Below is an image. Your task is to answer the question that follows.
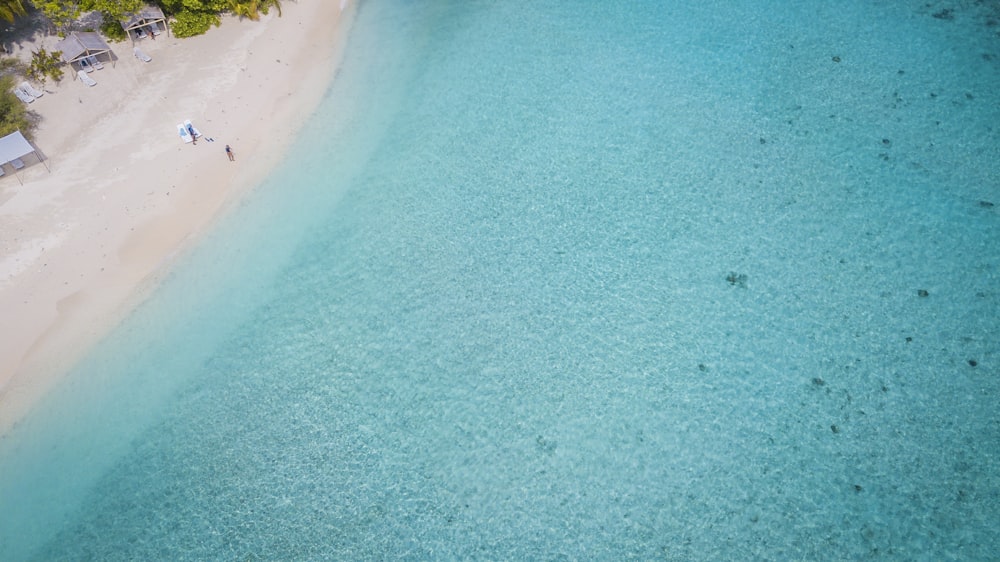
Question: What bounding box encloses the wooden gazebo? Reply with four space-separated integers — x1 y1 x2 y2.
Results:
54 32 114 68
121 5 169 43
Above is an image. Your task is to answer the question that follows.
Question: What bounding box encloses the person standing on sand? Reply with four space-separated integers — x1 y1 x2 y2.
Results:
225 144 235 161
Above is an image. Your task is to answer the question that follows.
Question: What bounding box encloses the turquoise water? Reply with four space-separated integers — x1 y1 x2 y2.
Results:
2 0 999 558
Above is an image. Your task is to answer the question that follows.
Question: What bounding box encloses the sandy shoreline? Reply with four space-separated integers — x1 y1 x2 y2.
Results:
0 1 353 435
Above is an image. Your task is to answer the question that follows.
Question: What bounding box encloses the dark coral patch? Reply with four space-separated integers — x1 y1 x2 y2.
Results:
932 8 955 20
726 272 748 288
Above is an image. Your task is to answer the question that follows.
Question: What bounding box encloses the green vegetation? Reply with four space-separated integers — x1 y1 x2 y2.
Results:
99 16 128 41
0 0 27 24
228 0 281 21
0 0 287 141
82 0 143 18
158 0 281 18
34 0 284 38
0 56 24 75
27 49 64 85
157 0 229 12
35 0 82 34
37 0 142 35
161 0 282 37
0 75 38 139
160 0 282 36
0 56 41 138
169 9 220 38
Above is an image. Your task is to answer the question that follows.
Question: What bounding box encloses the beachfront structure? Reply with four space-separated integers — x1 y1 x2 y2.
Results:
55 32 114 70
121 5 168 43
0 130 50 184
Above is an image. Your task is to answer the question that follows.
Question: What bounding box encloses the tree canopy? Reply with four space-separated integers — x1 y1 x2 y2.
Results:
161 0 282 36
0 0 28 24
159 0 282 22
0 75 38 139
32 0 283 36
81 0 144 21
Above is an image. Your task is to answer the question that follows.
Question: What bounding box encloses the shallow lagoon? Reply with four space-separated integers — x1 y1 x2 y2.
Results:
1 0 998 558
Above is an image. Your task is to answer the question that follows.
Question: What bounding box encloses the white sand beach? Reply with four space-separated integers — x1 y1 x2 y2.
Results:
0 1 352 434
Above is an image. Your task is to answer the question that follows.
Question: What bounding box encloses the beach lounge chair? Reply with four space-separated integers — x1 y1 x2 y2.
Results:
79 57 94 72
184 120 202 139
178 123 193 143
134 47 152 63
85 55 104 70
148 24 161 37
13 87 34 103
78 70 97 87
11 158 24 170
20 81 44 98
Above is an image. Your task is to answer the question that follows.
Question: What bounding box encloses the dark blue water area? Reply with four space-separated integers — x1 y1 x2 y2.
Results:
2 0 998 559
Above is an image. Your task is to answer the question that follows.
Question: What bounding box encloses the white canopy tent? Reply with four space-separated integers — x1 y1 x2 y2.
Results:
54 32 115 68
0 131 49 184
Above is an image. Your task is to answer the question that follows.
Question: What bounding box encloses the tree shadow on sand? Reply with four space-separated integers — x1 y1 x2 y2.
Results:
0 7 56 56
1 7 110 57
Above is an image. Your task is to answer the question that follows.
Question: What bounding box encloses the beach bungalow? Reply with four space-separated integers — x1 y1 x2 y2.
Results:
121 5 169 43
54 32 115 71
0 130 50 185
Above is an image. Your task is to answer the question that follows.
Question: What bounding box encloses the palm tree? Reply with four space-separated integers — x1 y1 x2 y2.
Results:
229 0 281 22
0 0 28 23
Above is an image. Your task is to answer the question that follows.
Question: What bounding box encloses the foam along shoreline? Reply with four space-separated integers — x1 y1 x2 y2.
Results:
0 0 354 435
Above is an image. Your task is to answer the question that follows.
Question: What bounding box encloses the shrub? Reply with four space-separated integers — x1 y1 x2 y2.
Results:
0 56 25 75
99 15 128 41
35 0 81 35
170 10 221 38
27 48 64 85
0 75 38 138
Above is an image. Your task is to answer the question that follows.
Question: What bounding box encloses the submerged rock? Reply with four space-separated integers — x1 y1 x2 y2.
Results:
932 8 955 20
726 272 748 288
